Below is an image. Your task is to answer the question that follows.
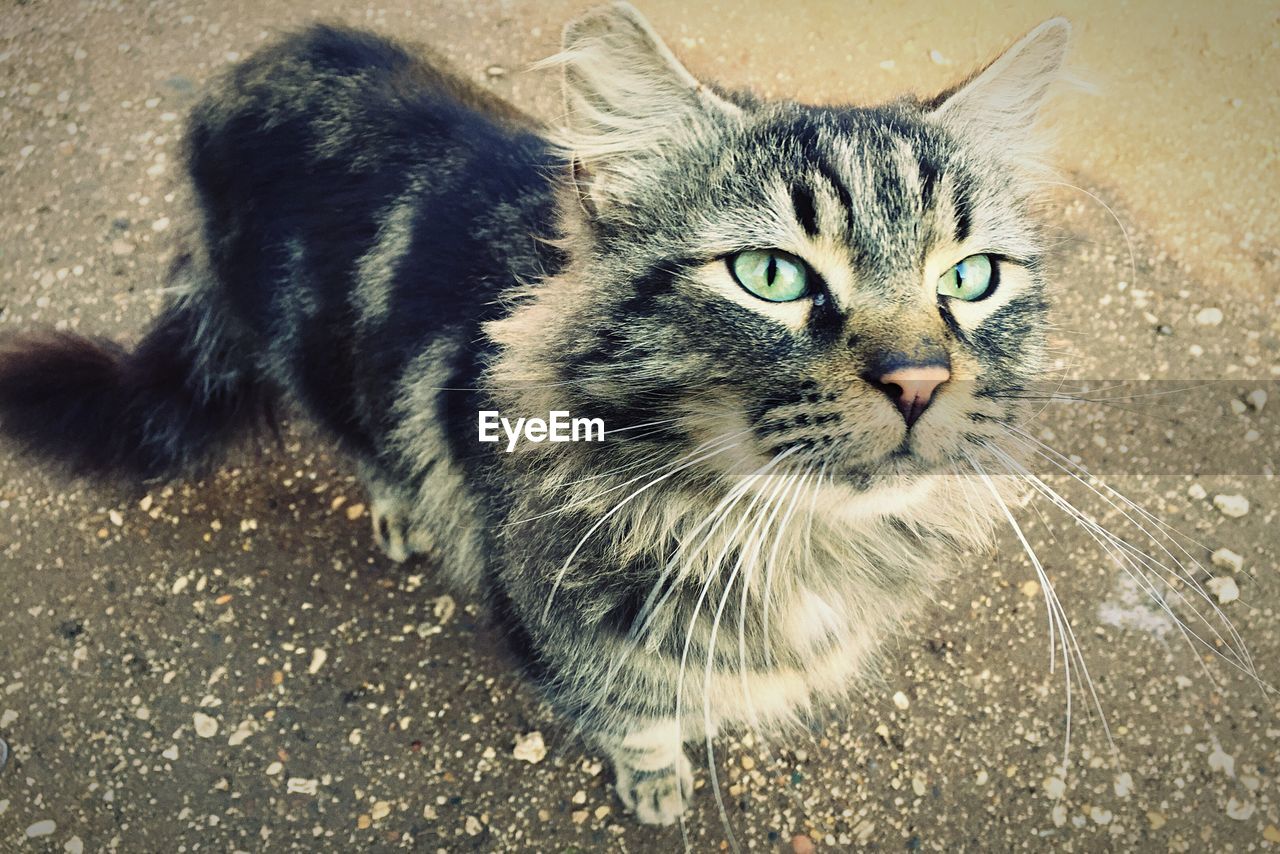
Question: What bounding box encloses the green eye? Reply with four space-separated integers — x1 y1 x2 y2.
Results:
729 250 809 302
937 254 995 302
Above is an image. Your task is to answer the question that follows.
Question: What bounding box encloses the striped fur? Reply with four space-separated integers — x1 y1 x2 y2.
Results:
0 5 1071 825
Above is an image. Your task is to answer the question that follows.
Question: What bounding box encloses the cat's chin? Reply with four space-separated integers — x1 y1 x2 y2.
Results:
824 443 964 487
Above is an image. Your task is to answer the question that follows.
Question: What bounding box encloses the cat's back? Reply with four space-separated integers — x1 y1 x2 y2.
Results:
184 23 559 325
187 23 538 176
180 24 562 452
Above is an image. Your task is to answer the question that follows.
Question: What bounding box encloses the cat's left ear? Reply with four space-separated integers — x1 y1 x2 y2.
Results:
547 2 740 214
929 18 1073 167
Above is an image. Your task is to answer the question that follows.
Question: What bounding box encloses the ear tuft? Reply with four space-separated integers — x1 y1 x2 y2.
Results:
931 18 1075 169
539 2 738 211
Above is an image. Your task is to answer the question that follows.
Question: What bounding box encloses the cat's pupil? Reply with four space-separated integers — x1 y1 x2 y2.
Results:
766 255 777 285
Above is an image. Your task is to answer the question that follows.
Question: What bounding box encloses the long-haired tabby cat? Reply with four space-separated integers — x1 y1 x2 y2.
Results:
0 3 1072 825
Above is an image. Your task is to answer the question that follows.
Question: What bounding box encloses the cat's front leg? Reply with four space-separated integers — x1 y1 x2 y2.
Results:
597 719 694 826
360 464 428 563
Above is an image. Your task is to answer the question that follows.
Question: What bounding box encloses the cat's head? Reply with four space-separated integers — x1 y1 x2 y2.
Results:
491 2 1071 488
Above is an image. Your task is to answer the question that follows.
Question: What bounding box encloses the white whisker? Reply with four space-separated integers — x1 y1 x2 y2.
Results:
991 439 1265 693
541 435 751 621
673 448 799 852
968 454 1115 768
737 470 803 731
1002 427 1262 682
512 427 753 526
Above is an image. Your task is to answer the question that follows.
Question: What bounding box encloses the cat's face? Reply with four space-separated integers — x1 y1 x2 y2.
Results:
505 5 1069 487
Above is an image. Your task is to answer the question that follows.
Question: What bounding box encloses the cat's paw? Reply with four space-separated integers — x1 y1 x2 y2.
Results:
370 495 410 562
614 753 694 826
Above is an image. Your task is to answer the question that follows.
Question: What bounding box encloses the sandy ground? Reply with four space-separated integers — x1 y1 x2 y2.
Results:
1 1 1278 851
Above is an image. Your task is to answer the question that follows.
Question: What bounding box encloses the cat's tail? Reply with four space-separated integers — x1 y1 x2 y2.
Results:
0 264 270 481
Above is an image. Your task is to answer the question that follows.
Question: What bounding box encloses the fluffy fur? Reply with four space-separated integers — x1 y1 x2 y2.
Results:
0 4 1072 825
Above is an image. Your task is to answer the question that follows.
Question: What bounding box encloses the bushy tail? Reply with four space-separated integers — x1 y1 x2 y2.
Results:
0 298 268 480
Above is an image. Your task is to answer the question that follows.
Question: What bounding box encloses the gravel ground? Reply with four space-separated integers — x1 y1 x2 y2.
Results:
1 1 1277 851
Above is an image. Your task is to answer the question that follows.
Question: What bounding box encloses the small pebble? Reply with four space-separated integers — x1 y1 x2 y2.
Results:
192 711 218 738
485 65 506 77
370 800 391 820
892 691 910 710
791 833 816 854
1043 776 1066 799
1213 494 1249 518
465 815 484 835
345 503 365 520
1226 796 1255 820
1187 483 1207 500
26 820 56 838
1194 307 1223 325
433 594 457 623
513 730 546 763
308 648 328 675
1246 388 1267 411
1263 825 1280 843
287 777 318 795
1208 743 1235 775
1113 771 1133 798
65 837 84 854
1210 548 1244 572
1207 576 1240 604
227 720 257 746
1147 810 1167 829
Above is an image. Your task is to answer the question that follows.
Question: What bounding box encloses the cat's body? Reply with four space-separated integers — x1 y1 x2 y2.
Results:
0 4 1071 824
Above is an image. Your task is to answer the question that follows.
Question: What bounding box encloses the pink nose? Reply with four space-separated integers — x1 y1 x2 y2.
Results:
876 365 950 427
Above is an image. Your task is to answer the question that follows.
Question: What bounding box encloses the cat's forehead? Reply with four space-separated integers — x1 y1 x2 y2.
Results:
692 105 987 283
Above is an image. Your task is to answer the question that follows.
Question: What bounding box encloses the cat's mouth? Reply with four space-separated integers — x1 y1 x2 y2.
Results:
817 430 979 484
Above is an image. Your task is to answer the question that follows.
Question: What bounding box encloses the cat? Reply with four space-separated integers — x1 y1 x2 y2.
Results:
0 2 1071 825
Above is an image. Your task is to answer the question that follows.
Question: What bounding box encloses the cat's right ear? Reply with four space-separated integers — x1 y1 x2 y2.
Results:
544 2 740 215
929 18 1074 172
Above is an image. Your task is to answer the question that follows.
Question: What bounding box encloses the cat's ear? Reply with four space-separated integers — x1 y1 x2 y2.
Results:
930 18 1073 168
547 2 739 213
